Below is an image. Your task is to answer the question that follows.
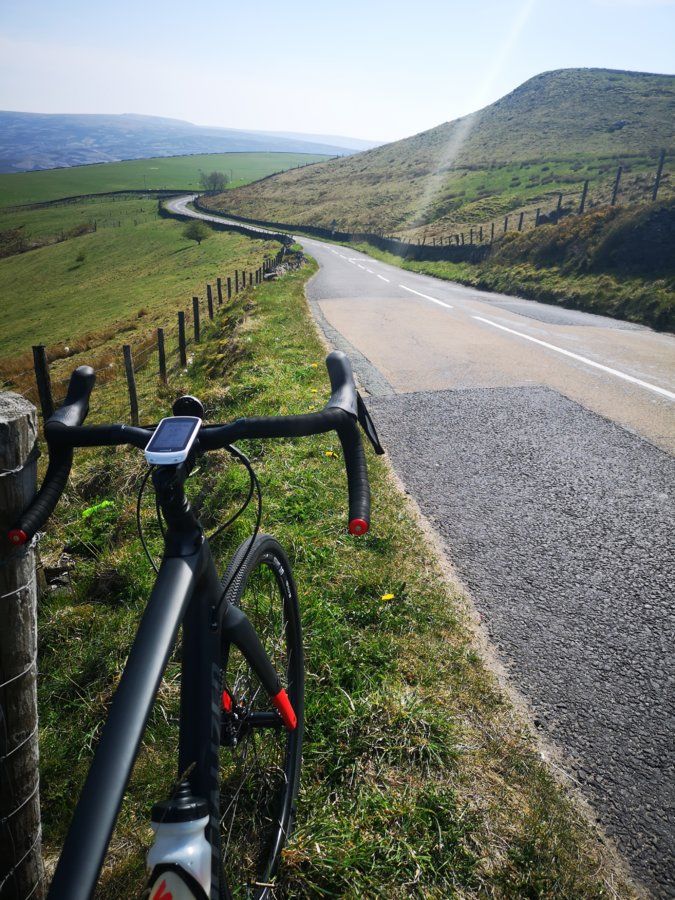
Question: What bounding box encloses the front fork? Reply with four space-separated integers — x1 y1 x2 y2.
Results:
150 466 297 899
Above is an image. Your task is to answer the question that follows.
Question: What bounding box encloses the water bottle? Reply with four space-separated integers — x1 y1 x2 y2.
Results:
146 781 211 899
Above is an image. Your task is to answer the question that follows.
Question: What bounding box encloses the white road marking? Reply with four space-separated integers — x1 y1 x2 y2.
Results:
339 255 348 260
357 264 366 270
377 274 390 282
366 268 374 273
399 284 453 309
473 316 675 401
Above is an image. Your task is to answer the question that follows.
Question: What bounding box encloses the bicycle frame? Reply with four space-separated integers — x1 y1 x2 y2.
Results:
47 464 283 900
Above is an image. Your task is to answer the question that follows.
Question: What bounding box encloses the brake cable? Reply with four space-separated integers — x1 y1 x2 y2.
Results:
135 445 262 585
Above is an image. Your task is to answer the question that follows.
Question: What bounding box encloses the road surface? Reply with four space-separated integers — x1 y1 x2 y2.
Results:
168 196 675 897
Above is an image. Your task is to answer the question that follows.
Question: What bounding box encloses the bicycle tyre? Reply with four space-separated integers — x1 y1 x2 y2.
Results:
215 535 304 899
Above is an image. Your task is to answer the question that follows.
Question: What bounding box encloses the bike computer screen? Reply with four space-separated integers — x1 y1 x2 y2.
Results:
144 416 202 465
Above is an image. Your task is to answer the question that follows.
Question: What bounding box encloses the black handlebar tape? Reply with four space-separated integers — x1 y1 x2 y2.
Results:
336 418 370 536
325 350 358 416
47 365 96 430
8 366 95 546
11 450 73 544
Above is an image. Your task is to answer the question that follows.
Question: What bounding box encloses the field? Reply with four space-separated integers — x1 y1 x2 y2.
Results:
0 152 329 208
0 194 277 382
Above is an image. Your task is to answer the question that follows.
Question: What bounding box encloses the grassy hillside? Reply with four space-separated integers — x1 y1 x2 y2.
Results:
205 69 675 239
0 152 329 208
0 195 277 371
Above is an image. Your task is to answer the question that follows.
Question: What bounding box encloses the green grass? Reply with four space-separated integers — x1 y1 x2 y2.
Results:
37 261 635 897
0 195 277 366
0 152 330 208
204 69 674 240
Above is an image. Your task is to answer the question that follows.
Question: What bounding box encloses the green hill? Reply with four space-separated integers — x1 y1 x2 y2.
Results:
205 69 675 238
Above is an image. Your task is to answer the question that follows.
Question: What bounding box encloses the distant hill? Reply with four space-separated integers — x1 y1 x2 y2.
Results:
205 69 675 237
0 111 379 173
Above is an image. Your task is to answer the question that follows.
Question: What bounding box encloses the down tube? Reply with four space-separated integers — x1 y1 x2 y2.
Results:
47 551 202 900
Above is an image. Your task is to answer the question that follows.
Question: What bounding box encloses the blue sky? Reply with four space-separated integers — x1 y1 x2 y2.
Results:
1 0 674 142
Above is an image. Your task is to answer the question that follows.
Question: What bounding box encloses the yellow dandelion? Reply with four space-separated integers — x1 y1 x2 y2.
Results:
381 593 395 601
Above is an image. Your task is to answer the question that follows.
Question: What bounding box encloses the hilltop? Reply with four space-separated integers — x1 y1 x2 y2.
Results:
0 111 379 173
205 69 675 237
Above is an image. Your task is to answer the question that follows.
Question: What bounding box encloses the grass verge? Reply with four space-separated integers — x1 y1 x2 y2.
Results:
349 242 674 332
38 261 634 897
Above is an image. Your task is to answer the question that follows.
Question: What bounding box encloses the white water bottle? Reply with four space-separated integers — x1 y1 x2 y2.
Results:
146 781 211 899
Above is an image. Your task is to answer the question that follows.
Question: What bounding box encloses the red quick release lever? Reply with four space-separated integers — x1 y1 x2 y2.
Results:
7 529 28 547
348 518 369 536
271 688 297 730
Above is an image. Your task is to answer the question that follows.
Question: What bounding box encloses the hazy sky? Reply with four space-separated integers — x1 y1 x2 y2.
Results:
1 0 674 143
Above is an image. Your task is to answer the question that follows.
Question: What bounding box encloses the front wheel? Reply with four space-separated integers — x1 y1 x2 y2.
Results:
216 536 304 899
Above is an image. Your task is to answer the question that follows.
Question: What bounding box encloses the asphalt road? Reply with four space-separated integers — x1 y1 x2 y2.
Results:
170 197 675 896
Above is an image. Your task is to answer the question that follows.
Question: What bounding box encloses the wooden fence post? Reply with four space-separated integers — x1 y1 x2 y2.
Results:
503 215 508 233
31 347 53 421
249 273 253 288
227 277 232 301
0 393 45 900
122 345 139 426
235 271 239 293
490 222 495 243
178 312 187 367
469 228 473 244
652 149 665 202
578 180 589 215
206 286 214 321
517 212 524 231
556 193 563 217
478 226 483 242
192 297 201 343
611 167 622 206
157 328 167 384
216 278 223 306
535 208 541 226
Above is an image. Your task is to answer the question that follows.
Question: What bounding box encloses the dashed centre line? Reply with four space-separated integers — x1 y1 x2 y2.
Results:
399 284 453 309
377 274 390 282
473 316 675 401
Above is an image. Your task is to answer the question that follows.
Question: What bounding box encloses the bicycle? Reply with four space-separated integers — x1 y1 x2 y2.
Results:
7 350 383 900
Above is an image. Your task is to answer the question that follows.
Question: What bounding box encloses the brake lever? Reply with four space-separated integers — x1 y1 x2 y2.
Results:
356 393 384 455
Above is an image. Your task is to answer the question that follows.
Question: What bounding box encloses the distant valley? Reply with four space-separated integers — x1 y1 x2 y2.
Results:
0 111 380 173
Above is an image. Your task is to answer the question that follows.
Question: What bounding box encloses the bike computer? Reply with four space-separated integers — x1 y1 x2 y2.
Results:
144 416 202 465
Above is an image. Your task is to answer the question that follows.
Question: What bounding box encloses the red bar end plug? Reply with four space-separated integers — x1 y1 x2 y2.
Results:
348 518 369 536
8 529 28 547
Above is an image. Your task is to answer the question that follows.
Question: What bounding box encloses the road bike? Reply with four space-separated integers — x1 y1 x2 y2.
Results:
8 350 383 899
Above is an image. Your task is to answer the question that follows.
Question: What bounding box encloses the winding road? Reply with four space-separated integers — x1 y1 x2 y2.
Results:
167 195 675 897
